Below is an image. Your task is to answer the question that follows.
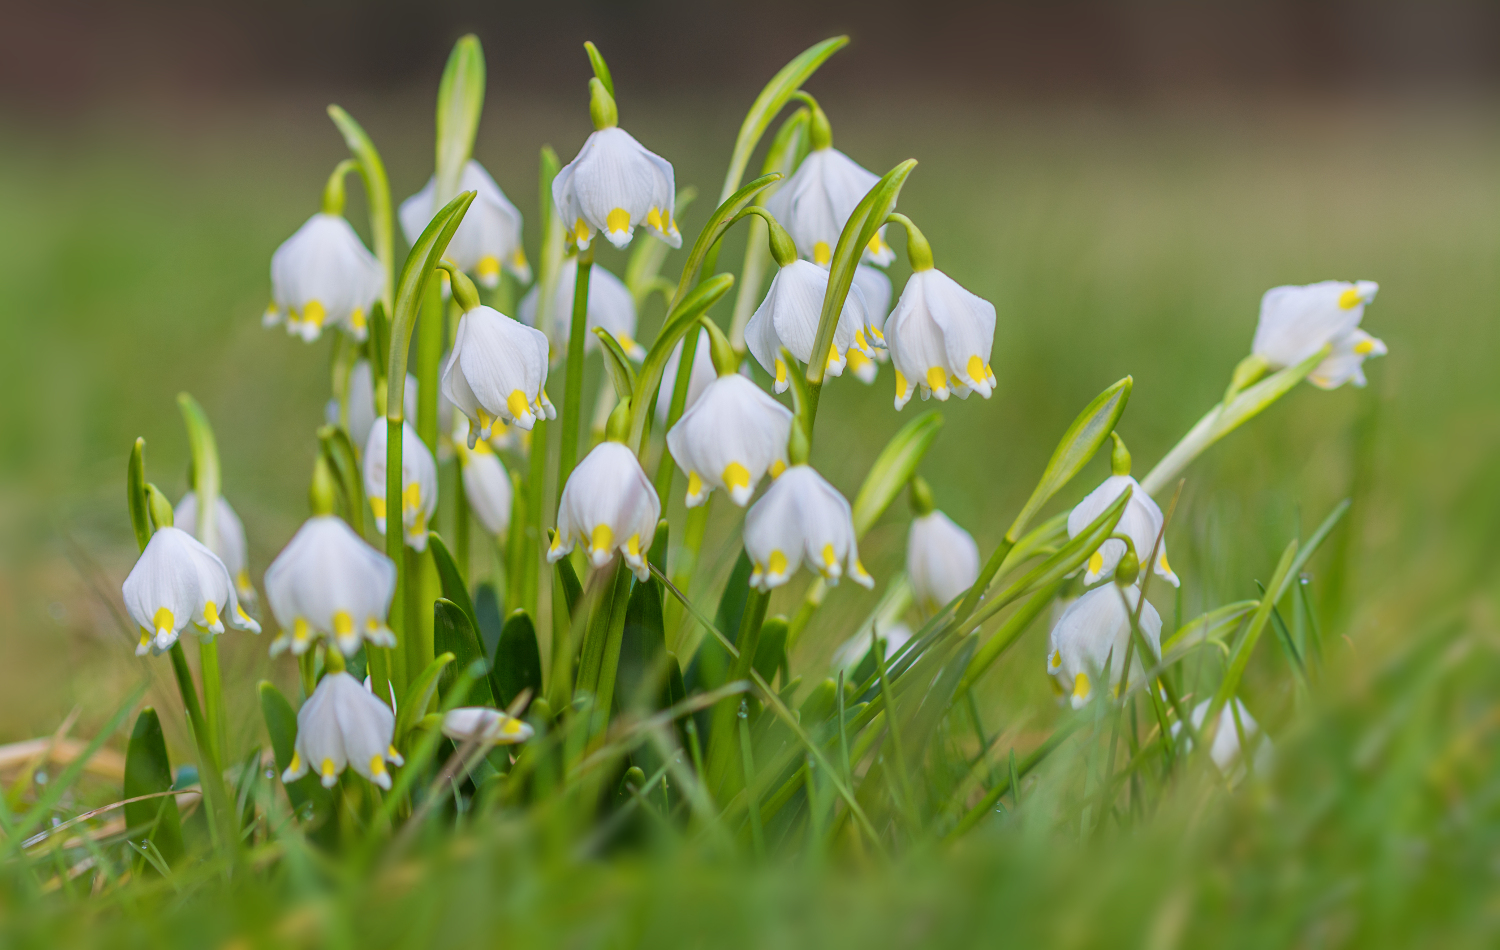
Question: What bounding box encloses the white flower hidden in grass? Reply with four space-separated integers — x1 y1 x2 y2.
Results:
264 515 396 657
550 441 661 582
399 159 530 287
744 465 873 592
122 526 260 657
553 126 680 251
1068 434 1178 587
1173 698 1274 782
745 260 873 392
265 213 383 343
655 329 717 424
667 374 792 508
363 420 439 552
441 707 534 746
1251 280 1386 389
907 511 981 613
885 267 996 410
175 491 256 609
281 671 402 790
518 257 643 359
764 142 894 267
442 304 555 442
455 436 512 537
1046 584 1162 709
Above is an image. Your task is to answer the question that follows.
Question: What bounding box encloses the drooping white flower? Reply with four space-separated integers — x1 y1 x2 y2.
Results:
264 515 396 657
655 329 717 424
363 420 438 552
553 127 680 251
886 268 996 410
442 305 555 440
175 492 256 609
441 707 534 746
744 465 873 592
853 264 893 347
666 374 792 508
456 436 513 537
907 511 981 613
830 622 913 678
764 146 894 267
265 213 384 342
1067 474 1179 587
399 159 530 287
1173 698 1274 781
550 441 661 581
1046 585 1162 709
745 260 873 393
1252 280 1385 390
281 671 403 790
340 359 417 450
121 527 259 657
518 257 642 359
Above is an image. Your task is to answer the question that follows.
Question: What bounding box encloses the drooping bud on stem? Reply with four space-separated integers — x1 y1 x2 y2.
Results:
145 483 174 532
886 212 934 272
793 90 832 150
908 475 935 517
700 316 739 377
436 260 481 312
589 78 618 131
1110 431 1131 477
1112 534 1139 587
321 159 359 216
310 455 338 517
787 417 810 467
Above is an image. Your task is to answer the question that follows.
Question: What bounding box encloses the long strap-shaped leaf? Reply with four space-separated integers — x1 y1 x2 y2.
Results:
328 105 395 316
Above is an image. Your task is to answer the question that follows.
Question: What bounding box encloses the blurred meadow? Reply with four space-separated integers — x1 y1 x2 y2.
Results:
4 3 1500 945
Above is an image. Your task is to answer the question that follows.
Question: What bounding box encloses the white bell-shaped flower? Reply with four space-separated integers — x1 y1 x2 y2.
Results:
744 465 873 592
886 268 996 410
853 264 893 348
174 492 256 608
553 126 680 251
907 511 981 613
550 441 660 581
764 146 894 267
363 420 438 552
399 160 529 287
666 374 792 508
441 707 534 746
745 260 872 393
1173 698 1274 781
518 257 642 360
265 213 384 343
1252 280 1385 390
1068 474 1179 588
122 527 260 657
442 305 556 440
655 329 717 424
264 515 396 657
1046 585 1162 709
456 436 513 537
341 359 417 450
281 671 402 790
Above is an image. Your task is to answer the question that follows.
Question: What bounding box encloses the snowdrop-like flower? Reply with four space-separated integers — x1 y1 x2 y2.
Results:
1252 280 1385 389
518 257 642 359
399 160 530 287
854 264 893 347
456 436 512 537
265 213 383 343
442 304 555 442
886 267 996 410
667 374 792 507
264 515 396 657
281 671 402 790
553 124 679 250
340 359 417 450
441 707 534 746
175 492 256 608
744 465 872 592
745 260 872 392
907 510 981 613
1067 436 1178 587
764 140 894 267
363 421 438 551
1173 698 1274 781
655 329 717 424
122 527 259 657
1046 585 1162 709
550 441 661 581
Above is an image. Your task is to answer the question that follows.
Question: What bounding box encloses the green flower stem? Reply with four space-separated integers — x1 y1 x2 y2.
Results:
176 394 229 773
384 415 407 696
588 565 635 732
664 500 710 652
453 463 470 580
330 331 357 434
706 587 769 797
327 106 395 316
167 643 209 759
526 421 549 620
416 280 444 456
557 245 595 492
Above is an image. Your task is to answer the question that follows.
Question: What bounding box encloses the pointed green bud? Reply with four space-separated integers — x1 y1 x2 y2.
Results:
605 397 632 443
310 455 338 516
700 316 738 377
1110 432 1131 477
324 646 347 674
321 159 358 216
145 484 174 532
798 92 832 150
1225 353 1271 402
1112 534 1139 586
908 475 935 517
438 260 481 312
589 77 618 130
766 213 798 268
887 212 934 272
788 417 810 466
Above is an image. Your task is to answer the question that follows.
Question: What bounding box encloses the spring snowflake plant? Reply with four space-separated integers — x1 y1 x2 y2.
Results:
63 34 1388 891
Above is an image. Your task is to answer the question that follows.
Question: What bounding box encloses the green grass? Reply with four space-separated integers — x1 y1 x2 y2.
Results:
1 86 1498 947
